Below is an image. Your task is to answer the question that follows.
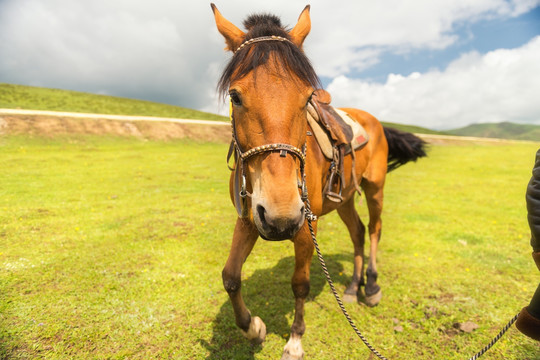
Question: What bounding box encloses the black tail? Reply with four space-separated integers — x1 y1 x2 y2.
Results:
383 127 428 172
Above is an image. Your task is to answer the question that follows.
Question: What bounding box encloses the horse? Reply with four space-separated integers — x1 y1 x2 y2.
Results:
211 4 427 359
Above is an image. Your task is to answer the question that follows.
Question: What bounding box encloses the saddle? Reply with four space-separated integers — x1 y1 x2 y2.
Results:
307 89 369 202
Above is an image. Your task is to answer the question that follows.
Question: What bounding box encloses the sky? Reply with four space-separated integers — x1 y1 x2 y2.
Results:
0 0 539 130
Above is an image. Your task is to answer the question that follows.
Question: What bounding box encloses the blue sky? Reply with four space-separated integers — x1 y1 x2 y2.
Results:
338 6 540 86
0 0 539 130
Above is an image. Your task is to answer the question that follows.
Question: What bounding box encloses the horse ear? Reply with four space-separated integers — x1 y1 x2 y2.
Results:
211 3 245 52
289 5 311 48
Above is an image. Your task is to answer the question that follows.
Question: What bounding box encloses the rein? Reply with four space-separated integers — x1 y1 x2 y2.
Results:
304 199 519 360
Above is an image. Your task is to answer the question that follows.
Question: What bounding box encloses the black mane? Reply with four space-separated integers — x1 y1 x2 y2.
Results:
218 13 321 98
243 13 282 31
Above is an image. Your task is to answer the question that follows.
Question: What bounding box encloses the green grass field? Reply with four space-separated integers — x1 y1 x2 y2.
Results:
1 134 539 359
0 83 228 121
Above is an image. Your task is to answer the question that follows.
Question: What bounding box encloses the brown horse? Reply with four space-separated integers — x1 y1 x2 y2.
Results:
211 4 427 359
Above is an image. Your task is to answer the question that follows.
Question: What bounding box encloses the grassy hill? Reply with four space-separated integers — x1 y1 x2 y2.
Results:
0 83 228 121
2 83 537 140
379 121 441 135
1 83 440 133
445 122 540 141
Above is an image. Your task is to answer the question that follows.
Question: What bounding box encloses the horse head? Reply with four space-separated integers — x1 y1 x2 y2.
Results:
212 4 320 240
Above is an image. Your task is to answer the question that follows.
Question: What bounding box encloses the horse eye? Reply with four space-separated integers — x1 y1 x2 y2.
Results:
306 93 314 106
230 92 242 106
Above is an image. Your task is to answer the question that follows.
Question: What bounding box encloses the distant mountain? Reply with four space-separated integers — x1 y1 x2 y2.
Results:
444 122 540 141
380 121 441 135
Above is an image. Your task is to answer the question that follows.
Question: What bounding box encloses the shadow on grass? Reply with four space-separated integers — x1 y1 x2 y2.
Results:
200 253 353 359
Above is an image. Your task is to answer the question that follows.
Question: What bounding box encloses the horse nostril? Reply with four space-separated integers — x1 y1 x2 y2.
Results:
300 206 305 217
256 205 267 225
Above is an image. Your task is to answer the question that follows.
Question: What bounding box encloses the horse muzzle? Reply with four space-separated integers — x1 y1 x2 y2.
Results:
253 201 305 241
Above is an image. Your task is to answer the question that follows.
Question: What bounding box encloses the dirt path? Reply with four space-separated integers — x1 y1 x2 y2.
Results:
1 108 529 145
0 108 231 142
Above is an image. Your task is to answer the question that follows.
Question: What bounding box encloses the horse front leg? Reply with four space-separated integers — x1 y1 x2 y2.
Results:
282 221 315 360
222 217 266 344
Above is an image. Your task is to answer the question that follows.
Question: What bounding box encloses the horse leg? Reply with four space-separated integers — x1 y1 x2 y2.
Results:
362 179 384 307
337 197 366 303
222 217 266 344
282 222 315 360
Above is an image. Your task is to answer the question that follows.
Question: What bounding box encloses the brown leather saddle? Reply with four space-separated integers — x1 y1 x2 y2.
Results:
308 89 369 202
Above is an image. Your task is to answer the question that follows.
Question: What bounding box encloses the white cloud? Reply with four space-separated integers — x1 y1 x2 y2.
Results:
0 0 224 110
327 36 540 129
306 0 540 77
0 0 539 125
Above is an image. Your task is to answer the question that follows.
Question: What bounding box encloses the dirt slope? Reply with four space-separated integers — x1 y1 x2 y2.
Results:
0 112 231 142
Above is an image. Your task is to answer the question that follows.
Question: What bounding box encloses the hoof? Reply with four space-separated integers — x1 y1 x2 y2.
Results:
342 292 358 303
241 316 266 344
281 352 304 360
365 289 382 307
281 334 304 360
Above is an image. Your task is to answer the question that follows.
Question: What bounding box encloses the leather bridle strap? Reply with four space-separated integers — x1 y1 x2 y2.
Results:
234 35 293 53
239 143 305 163
226 35 309 217
228 95 306 168
227 100 308 217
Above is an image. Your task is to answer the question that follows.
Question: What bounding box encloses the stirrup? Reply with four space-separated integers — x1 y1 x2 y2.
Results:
325 165 344 203
325 190 343 203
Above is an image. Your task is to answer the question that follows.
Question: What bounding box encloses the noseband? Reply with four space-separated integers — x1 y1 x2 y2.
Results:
226 36 309 218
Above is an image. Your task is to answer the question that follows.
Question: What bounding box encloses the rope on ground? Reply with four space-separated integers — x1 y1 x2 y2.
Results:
304 199 520 360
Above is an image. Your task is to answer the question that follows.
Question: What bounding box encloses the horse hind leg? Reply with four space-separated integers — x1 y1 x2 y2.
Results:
222 218 266 344
362 178 384 307
337 197 366 303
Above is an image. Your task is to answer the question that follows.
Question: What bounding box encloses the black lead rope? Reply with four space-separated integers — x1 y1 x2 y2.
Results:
466 314 518 360
303 198 520 360
304 199 389 360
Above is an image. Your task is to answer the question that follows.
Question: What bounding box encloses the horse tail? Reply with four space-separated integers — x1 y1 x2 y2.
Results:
383 127 428 172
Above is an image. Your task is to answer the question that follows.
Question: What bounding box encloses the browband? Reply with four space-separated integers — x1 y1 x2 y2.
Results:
235 35 293 53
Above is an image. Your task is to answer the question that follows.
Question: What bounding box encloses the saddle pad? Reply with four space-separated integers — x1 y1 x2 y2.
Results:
334 109 369 151
307 111 334 159
307 104 369 160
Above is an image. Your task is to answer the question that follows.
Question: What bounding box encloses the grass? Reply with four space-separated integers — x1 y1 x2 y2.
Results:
0 83 228 121
1 134 539 359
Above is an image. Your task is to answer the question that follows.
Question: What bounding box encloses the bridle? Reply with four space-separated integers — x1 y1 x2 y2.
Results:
226 35 309 218
227 99 309 218
234 35 294 53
